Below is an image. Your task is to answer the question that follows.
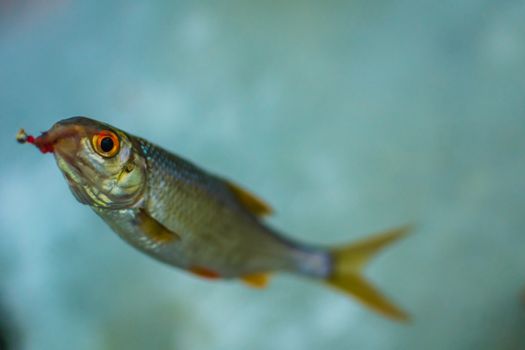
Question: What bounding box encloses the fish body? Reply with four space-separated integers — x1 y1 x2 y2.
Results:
20 117 409 320
96 138 327 278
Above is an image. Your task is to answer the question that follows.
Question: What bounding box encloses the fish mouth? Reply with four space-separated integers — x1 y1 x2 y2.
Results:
27 117 143 208
42 119 89 171
34 121 85 153
42 120 96 205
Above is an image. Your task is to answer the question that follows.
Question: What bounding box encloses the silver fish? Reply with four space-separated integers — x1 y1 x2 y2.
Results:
19 117 409 320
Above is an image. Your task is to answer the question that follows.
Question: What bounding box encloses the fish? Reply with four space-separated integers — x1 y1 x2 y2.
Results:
18 117 410 320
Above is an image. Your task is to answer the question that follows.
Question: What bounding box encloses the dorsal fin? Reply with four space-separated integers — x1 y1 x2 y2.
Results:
226 181 273 217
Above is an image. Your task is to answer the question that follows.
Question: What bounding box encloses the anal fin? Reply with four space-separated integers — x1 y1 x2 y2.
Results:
241 273 271 288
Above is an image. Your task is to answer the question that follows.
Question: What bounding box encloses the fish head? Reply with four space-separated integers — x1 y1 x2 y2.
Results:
34 116 147 209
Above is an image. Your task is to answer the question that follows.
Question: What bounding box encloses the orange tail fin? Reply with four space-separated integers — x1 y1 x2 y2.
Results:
326 226 411 321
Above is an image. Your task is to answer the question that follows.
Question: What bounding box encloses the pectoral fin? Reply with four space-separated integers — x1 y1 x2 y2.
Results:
241 273 271 288
136 209 181 244
226 181 273 217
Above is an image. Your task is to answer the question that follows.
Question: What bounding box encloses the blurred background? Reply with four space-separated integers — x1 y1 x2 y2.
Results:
1 1 525 349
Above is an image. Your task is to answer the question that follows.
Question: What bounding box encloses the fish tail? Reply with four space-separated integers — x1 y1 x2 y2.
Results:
324 225 411 321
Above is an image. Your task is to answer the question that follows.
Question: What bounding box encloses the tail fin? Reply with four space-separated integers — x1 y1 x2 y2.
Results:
326 226 410 321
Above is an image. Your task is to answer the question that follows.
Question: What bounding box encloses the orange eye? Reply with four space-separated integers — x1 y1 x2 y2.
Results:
92 131 120 158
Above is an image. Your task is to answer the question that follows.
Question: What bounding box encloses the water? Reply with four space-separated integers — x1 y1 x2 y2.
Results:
1 1 524 349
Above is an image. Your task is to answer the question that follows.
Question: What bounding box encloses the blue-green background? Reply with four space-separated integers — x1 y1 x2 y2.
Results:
1 1 524 349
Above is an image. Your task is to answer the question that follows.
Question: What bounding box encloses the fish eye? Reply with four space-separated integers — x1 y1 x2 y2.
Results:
92 130 120 158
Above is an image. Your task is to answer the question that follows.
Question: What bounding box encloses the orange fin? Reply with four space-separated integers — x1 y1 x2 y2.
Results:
137 209 181 244
327 225 411 321
189 266 221 279
241 273 271 288
226 181 273 217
